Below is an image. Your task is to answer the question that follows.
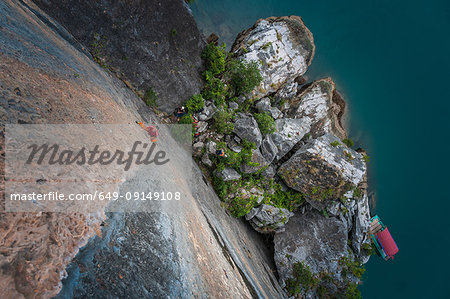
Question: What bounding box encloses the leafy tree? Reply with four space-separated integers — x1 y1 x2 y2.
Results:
202 73 226 106
226 59 262 96
201 43 227 76
343 138 354 148
185 94 205 112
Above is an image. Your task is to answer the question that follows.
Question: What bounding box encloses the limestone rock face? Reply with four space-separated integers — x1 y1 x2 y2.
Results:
287 78 347 140
274 211 348 283
255 98 282 119
33 0 205 114
278 134 366 211
271 118 311 160
233 113 263 148
352 194 372 263
275 81 298 108
231 16 315 97
245 204 294 234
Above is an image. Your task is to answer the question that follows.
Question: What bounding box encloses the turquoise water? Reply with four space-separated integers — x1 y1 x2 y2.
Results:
191 0 450 298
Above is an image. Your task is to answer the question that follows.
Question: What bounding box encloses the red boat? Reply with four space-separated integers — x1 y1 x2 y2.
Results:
369 215 399 260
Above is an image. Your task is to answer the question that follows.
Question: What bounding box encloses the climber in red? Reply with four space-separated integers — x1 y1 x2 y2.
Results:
136 121 159 142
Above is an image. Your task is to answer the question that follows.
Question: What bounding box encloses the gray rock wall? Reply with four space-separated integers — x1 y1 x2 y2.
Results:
33 0 205 113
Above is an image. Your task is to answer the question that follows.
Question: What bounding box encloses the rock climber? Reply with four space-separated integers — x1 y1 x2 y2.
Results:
173 106 187 118
136 121 159 142
216 149 225 157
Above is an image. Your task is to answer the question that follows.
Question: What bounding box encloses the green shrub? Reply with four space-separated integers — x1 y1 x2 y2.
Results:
239 139 256 163
201 43 227 76
352 187 362 199
264 181 304 212
286 262 319 295
330 141 341 147
344 283 362 299
202 73 226 106
144 88 158 107
226 59 262 96
212 175 229 200
186 94 205 112
362 155 370 163
227 194 259 217
344 151 354 161
343 138 354 147
213 110 234 134
171 28 177 36
339 256 365 279
261 42 272 50
254 112 275 134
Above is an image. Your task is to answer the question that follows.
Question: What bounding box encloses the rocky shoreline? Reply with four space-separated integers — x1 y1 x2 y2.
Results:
183 15 372 297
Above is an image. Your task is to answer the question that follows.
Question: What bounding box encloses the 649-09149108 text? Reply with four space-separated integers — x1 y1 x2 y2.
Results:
9 191 182 201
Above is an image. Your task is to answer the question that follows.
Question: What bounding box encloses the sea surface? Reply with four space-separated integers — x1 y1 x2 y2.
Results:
191 0 450 298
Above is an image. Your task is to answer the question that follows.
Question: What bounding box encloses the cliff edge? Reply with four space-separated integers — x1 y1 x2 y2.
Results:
0 1 284 298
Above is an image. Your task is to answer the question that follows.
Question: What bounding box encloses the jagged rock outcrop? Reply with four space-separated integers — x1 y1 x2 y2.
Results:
233 113 263 147
256 98 282 119
215 167 241 181
260 135 279 164
286 78 347 140
246 204 294 234
32 0 205 113
274 211 348 285
0 1 286 298
199 101 217 121
274 81 298 107
271 118 311 160
231 16 315 97
351 194 372 263
278 134 366 211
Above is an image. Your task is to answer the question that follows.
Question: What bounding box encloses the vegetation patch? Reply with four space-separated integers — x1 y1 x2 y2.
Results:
226 59 262 96
263 180 304 212
201 42 226 76
330 140 341 147
339 256 365 279
286 262 319 295
213 110 234 134
185 94 205 113
143 88 158 107
202 72 227 106
286 259 364 298
343 138 354 148
254 112 276 134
